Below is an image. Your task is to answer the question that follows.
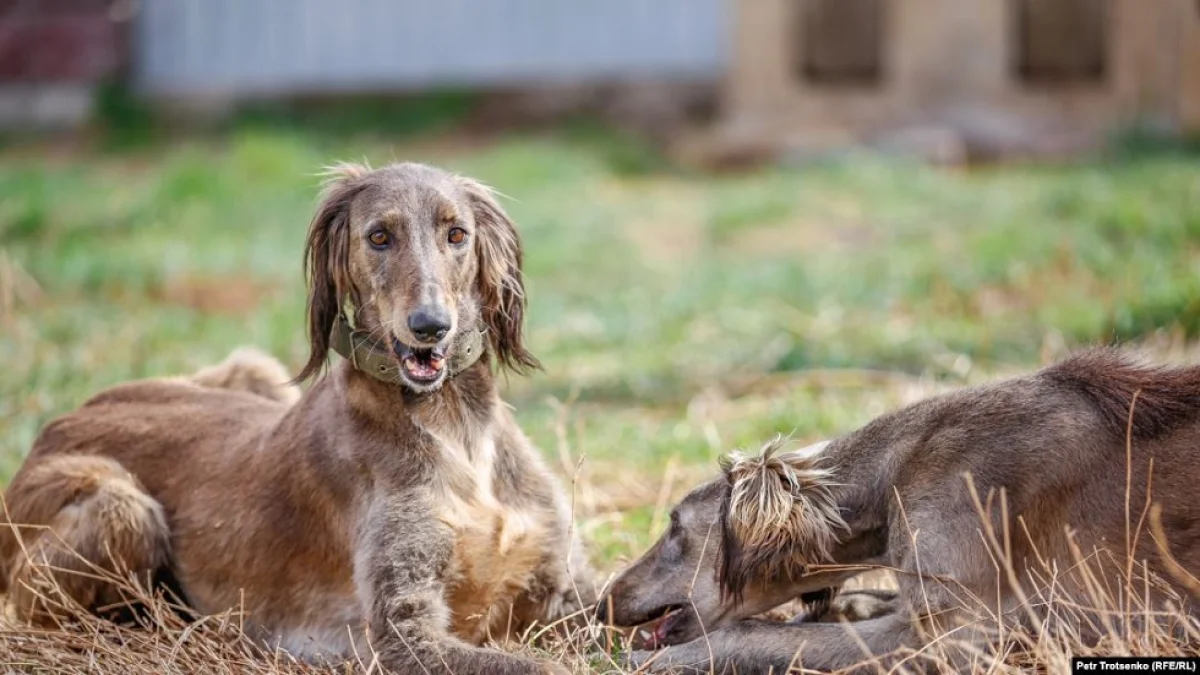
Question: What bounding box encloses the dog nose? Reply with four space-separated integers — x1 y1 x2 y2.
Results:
407 306 451 343
594 598 610 623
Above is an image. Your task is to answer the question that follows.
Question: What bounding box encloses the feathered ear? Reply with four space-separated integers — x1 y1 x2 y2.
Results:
718 436 845 600
294 163 369 383
457 176 541 374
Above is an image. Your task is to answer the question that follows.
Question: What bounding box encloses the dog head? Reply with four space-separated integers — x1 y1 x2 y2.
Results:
296 162 540 391
597 437 846 646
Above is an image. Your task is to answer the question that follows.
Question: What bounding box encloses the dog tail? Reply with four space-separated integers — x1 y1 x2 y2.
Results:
1044 347 1200 442
189 346 302 405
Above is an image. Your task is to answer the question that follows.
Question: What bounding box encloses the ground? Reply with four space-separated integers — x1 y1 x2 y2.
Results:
1 117 1198 673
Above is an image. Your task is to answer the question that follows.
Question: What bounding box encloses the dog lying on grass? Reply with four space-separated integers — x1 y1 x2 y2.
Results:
599 348 1200 673
1 162 592 675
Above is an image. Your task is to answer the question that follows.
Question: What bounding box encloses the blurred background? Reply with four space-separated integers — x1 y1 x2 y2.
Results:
1 0 1199 564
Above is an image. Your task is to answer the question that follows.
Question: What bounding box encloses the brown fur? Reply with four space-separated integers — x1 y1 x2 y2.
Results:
1044 348 1200 440
600 348 1200 673
1 162 594 675
2 455 171 625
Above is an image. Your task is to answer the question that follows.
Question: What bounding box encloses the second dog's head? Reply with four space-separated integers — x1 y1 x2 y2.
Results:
296 162 540 391
597 438 848 647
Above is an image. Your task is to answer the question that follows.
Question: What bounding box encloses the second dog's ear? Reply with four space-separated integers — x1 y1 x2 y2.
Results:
295 163 368 383
458 176 541 375
718 438 845 598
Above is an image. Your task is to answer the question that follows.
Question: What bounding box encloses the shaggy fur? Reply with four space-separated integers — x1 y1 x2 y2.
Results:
1 162 594 675
600 348 1200 673
719 437 846 602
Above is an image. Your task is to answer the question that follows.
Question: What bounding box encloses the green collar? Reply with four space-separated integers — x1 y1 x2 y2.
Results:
330 315 485 385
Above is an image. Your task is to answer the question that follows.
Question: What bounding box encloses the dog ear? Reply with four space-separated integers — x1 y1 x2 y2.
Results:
295 163 368 383
458 176 541 374
717 437 844 600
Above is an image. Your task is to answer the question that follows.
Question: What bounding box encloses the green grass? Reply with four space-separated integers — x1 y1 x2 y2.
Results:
2 123 1200 570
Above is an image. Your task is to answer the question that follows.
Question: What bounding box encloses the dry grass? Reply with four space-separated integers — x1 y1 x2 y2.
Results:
3 498 1198 674
0 578 336 674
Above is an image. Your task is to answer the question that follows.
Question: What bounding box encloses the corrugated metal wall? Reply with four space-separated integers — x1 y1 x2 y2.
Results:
134 0 728 96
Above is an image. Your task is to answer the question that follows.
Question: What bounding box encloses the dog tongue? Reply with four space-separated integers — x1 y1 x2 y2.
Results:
648 611 676 647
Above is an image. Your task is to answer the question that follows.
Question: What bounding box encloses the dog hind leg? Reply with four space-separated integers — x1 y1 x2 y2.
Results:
1 455 172 625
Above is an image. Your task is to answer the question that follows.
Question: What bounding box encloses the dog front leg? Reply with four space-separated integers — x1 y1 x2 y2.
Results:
552 536 599 619
358 496 565 675
629 611 924 674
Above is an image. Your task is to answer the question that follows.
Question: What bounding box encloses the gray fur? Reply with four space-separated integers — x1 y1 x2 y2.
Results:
601 349 1200 673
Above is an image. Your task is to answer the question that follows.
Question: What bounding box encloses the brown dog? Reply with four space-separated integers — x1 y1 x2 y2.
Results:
1 162 593 674
600 349 1200 673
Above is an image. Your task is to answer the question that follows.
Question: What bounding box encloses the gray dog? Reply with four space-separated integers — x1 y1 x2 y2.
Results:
600 348 1200 673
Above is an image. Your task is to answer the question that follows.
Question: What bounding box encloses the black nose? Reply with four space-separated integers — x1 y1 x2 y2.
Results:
594 598 610 623
407 306 451 343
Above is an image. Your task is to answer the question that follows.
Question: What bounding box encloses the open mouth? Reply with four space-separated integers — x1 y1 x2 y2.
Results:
637 605 684 649
392 339 446 384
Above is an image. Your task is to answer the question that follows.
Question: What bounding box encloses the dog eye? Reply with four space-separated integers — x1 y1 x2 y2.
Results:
368 229 390 249
447 227 468 246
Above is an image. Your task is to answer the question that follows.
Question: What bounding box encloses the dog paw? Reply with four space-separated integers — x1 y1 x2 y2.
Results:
793 588 901 623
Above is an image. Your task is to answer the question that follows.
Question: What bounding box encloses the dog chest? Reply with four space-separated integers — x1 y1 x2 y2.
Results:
428 432 548 644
